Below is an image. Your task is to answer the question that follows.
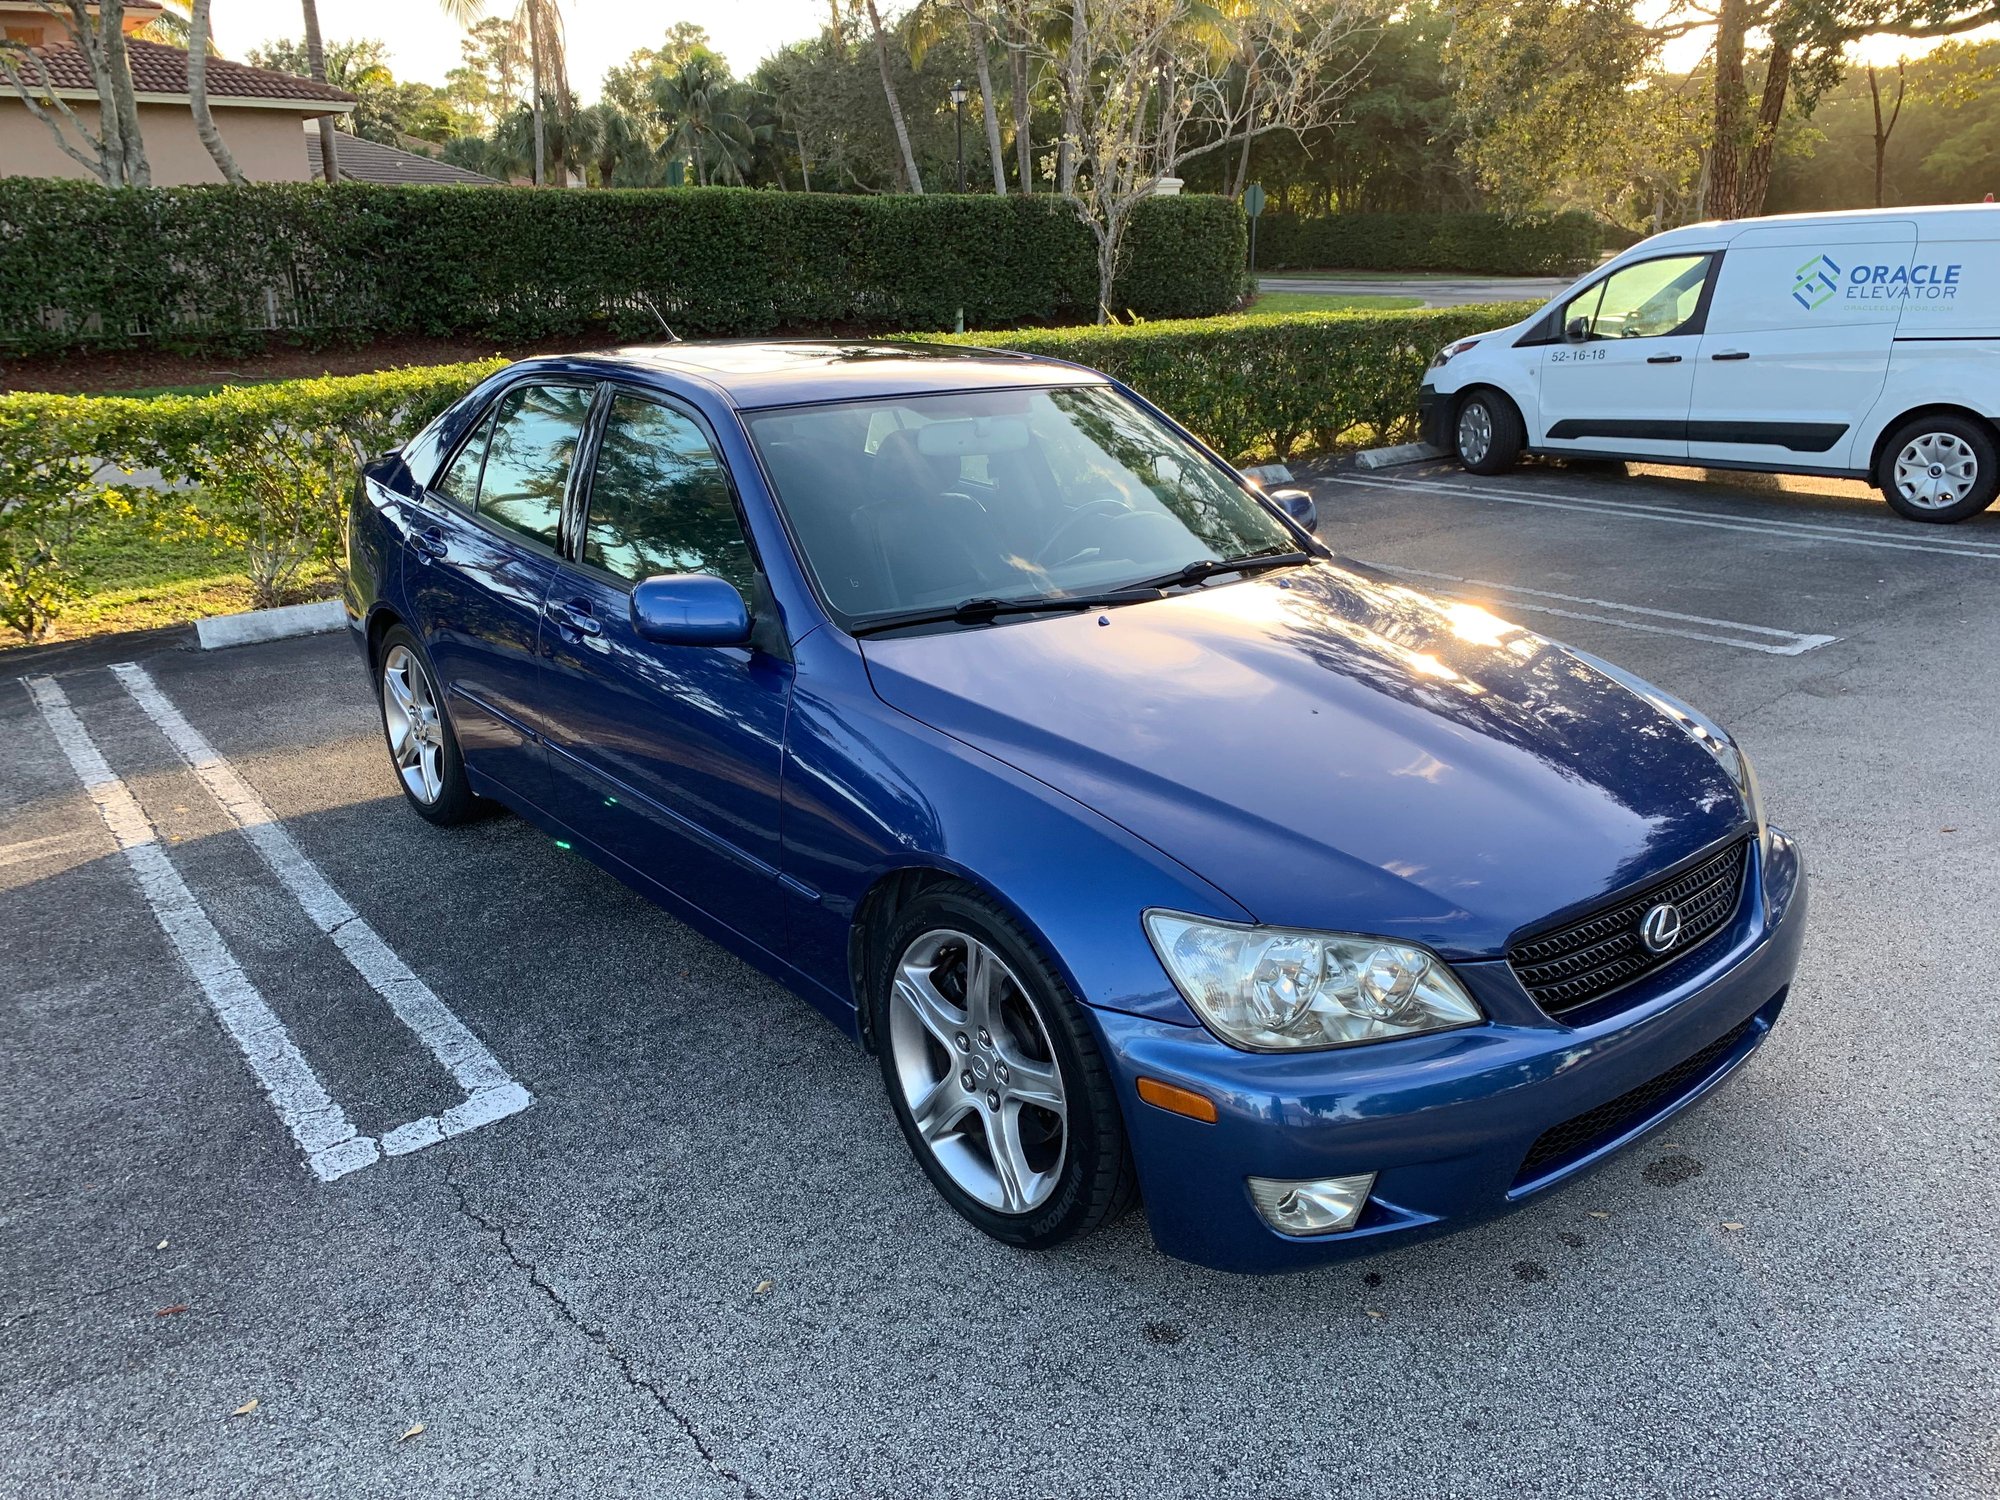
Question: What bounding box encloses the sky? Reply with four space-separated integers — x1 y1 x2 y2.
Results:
210 0 831 99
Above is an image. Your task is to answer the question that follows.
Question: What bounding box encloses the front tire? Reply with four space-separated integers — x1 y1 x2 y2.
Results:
1454 389 1524 475
376 625 482 826
873 883 1136 1249
1876 413 1999 523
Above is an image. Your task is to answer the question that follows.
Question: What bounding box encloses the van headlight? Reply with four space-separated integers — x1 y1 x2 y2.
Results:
1144 912 1483 1051
1428 338 1481 370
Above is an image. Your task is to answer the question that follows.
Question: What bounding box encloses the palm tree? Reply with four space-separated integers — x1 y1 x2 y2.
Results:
300 0 338 183
440 1 566 187
652 54 765 187
862 0 922 193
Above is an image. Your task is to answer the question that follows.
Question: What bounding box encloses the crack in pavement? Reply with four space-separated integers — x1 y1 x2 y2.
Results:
445 1177 761 1500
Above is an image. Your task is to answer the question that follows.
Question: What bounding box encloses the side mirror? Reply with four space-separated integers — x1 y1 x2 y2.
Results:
1565 315 1591 343
630 573 752 648
1269 487 1317 533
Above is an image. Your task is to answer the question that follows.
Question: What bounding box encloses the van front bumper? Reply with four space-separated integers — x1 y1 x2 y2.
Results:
1091 828 1808 1274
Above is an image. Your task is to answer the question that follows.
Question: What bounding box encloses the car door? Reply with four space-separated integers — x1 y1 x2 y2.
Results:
401 380 595 812
537 387 793 957
1687 220 1918 472
1535 251 1722 461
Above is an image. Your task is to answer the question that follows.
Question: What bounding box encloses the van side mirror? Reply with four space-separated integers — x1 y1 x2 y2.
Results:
1564 315 1591 343
1269 487 1317 533
630 573 752 648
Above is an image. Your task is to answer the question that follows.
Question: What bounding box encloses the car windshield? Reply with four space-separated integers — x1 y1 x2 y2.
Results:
742 384 1302 628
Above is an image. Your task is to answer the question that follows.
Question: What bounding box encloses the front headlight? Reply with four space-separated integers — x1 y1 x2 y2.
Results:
1144 912 1484 1051
1428 337 1481 370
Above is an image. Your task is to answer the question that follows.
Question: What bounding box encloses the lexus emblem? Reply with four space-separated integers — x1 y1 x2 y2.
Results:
1638 902 1683 954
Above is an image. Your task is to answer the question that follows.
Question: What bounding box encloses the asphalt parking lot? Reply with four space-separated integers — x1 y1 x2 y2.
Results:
4 458 1996 1499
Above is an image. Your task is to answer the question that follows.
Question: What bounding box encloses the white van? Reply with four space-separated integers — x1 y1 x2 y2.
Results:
1417 205 2000 522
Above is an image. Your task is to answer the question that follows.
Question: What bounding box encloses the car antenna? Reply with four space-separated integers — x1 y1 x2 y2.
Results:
635 292 680 343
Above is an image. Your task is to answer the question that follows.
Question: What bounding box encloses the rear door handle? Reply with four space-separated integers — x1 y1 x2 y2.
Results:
412 525 448 561
1711 351 1750 361
1646 354 1683 364
546 598 602 638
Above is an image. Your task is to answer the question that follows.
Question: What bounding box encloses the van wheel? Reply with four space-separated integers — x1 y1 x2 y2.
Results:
1454 390 1523 475
1877 414 1999 523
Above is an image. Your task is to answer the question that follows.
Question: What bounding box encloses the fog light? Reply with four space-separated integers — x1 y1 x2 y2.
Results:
1247 1172 1375 1236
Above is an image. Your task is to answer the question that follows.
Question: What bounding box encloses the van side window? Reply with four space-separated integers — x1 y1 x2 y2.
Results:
1565 254 1715 340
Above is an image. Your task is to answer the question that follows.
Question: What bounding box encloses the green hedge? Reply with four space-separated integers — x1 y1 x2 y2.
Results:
927 302 1539 461
0 361 505 638
1254 212 1603 277
0 181 1244 356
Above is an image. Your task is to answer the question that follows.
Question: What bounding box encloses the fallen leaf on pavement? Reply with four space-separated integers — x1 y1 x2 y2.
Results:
230 1399 258 1418
155 1240 169 1251
154 1304 188 1318
397 1423 425 1444
1721 1222 1745 1231
1587 1211 1610 1220
1364 1309 1384 1320
1941 826 1957 833
752 1280 773 1295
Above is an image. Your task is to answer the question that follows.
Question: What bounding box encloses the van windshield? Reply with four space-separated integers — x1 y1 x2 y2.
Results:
743 385 1301 628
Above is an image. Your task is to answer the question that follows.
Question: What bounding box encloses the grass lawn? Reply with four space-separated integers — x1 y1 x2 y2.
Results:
7 504 335 649
1244 291 1424 315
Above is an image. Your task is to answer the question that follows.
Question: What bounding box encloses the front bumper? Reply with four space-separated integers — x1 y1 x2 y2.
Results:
1093 828 1808 1274
1417 381 1450 451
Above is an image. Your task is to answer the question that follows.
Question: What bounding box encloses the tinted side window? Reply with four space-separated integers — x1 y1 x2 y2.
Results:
475 384 594 549
433 409 493 506
1568 254 1714 340
582 394 754 590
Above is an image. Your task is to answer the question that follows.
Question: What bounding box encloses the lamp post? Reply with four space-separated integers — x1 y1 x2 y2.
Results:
950 79 968 193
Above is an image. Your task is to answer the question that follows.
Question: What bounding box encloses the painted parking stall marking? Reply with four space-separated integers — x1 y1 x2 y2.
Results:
25 674 380 1182
1322 471 2000 560
1359 560 1839 656
23 665 532 1180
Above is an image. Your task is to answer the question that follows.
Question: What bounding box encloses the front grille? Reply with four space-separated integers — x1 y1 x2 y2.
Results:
1516 1017 1756 1183
1509 839 1749 1016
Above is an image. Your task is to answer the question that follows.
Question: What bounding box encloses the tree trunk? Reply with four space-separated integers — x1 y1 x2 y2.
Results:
1228 56 1262 199
1058 0 1085 195
1010 39 1032 191
1704 0 1748 219
797 127 813 191
527 1 548 187
301 0 339 184
186 0 244 183
95 0 149 186
864 0 923 193
966 7 1006 194
1866 61 1905 209
1737 42 1792 217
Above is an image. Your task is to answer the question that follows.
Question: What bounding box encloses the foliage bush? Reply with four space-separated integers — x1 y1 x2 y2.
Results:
1254 212 1603 277
0 180 1243 356
927 302 1540 461
0 361 505 639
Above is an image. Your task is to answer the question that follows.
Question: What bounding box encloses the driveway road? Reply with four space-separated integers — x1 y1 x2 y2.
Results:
3 458 1996 1498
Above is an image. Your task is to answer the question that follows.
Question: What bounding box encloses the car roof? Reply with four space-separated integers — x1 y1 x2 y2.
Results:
529 339 1107 409
1633 203 2000 255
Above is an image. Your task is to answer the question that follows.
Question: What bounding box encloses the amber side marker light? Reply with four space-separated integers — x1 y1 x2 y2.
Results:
1136 1077 1219 1123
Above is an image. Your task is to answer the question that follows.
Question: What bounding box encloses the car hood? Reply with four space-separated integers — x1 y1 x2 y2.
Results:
858 564 1749 958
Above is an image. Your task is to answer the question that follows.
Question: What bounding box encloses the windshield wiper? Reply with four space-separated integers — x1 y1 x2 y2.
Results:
1138 548 1313 592
851 588 1163 637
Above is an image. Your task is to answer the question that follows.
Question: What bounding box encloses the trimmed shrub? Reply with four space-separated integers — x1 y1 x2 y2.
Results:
0 360 505 636
1255 213 1603 277
0 180 1243 355
926 302 1540 461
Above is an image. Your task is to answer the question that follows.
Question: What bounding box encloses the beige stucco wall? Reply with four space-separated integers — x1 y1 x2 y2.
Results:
0 99 322 184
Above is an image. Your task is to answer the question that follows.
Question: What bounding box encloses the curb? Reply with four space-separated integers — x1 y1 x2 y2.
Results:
1354 442 1444 471
194 598 346 652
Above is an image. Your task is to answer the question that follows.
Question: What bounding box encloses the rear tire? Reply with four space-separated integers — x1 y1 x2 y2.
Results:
1876 413 1999 524
872 882 1137 1250
1454 389 1524 475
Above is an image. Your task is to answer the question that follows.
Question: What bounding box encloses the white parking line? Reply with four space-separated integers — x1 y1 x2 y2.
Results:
25 676 380 1182
1322 472 2000 559
1361 561 1839 656
109 662 532 1157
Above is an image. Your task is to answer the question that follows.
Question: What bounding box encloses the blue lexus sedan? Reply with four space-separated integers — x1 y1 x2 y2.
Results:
345 341 1807 1274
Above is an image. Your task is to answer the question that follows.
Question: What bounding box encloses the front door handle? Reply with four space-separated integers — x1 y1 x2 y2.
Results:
546 599 603 638
1646 354 1683 364
412 525 448 561
1711 350 1751 361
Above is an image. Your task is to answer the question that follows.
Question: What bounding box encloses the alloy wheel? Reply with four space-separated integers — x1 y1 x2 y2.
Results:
1457 401 1494 466
1893 431 1980 511
885 928 1068 1216
381 644 445 805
